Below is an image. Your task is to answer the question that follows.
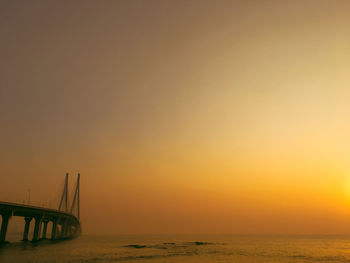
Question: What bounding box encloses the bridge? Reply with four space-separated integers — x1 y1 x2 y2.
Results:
0 173 81 243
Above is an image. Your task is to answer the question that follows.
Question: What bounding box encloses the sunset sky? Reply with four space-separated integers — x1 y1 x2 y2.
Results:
1 0 350 235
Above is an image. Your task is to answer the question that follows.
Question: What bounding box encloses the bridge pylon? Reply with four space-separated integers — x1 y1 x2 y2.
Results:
58 173 69 212
70 173 80 219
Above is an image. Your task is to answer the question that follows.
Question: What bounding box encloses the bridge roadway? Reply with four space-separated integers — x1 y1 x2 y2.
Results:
0 201 81 243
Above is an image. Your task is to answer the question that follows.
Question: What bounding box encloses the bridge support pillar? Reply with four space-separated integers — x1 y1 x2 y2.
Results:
41 218 49 239
22 217 32 241
32 216 42 242
0 212 12 243
61 220 68 238
51 219 58 240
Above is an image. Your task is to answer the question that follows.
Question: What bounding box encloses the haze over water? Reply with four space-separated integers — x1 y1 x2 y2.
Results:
3 235 350 263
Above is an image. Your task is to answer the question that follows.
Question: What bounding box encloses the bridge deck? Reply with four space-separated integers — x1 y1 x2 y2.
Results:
0 201 77 220
0 201 79 223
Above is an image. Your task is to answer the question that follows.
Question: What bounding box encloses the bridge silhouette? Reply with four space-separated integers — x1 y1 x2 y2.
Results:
0 173 81 243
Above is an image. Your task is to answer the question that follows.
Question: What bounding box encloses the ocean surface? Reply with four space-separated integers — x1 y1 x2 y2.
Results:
1 234 350 263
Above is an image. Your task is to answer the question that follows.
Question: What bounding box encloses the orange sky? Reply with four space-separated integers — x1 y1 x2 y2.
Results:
1 0 350 235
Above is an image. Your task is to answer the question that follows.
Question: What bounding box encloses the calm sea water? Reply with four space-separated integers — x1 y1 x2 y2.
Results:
1 234 350 262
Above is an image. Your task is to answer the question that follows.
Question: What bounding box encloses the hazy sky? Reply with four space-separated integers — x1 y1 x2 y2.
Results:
1 0 350 235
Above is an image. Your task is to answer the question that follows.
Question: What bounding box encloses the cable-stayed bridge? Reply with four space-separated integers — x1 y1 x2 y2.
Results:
0 173 81 243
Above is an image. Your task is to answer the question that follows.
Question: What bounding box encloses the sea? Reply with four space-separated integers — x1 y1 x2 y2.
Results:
1 234 350 263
